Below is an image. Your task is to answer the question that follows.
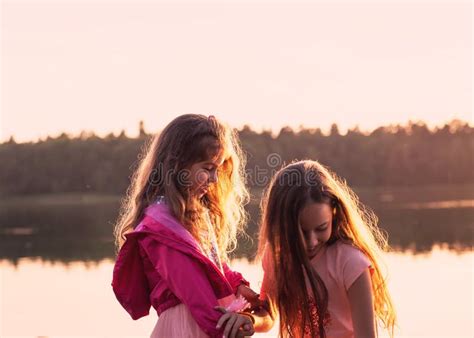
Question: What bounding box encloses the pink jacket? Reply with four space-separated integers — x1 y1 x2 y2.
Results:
112 203 248 337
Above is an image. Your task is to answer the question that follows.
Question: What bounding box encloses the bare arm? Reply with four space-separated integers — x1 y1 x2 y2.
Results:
347 269 376 338
236 284 274 332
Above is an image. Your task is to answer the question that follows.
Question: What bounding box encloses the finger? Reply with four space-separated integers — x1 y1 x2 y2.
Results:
246 325 255 335
230 317 243 338
223 314 237 338
216 313 231 329
214 306 227 314
241 319 254 336
240 328 255 337
239 327 255 338
229 320 241 338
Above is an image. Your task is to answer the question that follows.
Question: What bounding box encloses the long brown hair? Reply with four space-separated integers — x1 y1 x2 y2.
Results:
258 160 396 337
114 114 249 260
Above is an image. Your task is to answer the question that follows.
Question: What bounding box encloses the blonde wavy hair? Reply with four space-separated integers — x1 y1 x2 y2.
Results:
114 114 249 261
258 160 396 338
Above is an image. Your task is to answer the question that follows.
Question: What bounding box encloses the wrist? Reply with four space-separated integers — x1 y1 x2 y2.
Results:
237 311 256 324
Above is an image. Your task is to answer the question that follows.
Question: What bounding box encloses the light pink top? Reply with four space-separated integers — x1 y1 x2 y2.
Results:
260 241 372 338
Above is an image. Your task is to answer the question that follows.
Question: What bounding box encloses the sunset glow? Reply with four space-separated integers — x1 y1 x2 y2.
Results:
1 0 471 142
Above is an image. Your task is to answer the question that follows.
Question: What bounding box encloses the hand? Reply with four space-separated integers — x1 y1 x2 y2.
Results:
236 284 260 305
215 306 255 338
237 285 269 312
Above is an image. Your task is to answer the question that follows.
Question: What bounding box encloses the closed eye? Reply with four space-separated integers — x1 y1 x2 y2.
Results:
316 221 328 231
301 221 328 234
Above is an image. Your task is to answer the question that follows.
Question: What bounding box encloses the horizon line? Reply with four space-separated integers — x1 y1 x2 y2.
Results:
2 117 472 145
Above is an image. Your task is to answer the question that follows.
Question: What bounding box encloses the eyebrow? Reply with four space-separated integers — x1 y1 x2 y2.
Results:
204 160 224 166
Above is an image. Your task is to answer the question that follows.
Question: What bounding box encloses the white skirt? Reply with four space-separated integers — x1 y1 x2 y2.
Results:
151 304 209 338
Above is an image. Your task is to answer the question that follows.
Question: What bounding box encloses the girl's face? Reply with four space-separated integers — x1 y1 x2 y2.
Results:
188 154 225 198
299 202 333 259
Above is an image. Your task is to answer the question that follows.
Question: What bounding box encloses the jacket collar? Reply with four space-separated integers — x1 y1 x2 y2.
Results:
141 203 201 251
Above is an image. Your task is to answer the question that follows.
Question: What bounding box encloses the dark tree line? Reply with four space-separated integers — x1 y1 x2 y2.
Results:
0 119 472 197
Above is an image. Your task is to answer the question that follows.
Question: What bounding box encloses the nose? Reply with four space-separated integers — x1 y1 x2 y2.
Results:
306 231 319 249
208 169 218 184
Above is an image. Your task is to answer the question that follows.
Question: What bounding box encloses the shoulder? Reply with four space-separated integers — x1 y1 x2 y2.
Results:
117 217 189 267
327 241 372 290
131 217 215 270
330 240 369 263
133 214 188 245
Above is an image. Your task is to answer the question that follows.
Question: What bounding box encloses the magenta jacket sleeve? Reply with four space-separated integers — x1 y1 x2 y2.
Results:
222 262 250 294
139 236 225 338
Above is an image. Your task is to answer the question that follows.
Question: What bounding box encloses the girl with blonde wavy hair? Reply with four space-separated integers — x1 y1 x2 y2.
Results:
112 114 257 338
252 160 396 338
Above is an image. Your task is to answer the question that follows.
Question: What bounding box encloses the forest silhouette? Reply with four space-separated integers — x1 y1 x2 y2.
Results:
1 119 472 196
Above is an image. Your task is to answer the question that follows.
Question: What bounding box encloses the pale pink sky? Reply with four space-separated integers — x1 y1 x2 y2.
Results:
1 0 472 142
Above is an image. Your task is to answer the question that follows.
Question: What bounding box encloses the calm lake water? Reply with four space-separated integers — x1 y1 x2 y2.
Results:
1 185 473 337
1 247 472 337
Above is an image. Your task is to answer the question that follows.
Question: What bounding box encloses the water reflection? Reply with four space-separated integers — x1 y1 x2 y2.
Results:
0 198 118 264
1 186 473 263
1 248 472 337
